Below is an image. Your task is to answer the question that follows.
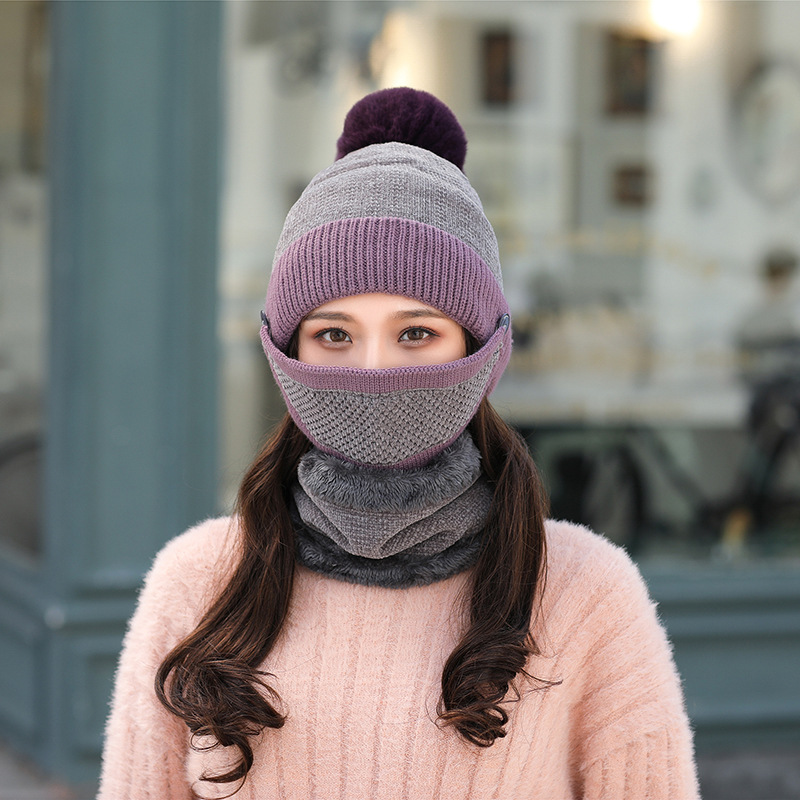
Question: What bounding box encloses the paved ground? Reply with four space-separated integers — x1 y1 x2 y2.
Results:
0 745 94 800
1 738 799 799
697 748 800 800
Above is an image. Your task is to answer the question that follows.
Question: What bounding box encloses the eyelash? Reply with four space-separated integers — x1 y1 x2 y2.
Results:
399 326 437 342
313 327 439 344
315 328 350 344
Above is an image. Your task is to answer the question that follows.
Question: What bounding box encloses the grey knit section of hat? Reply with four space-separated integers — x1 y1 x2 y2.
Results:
273 142 503 289
270 348 501 466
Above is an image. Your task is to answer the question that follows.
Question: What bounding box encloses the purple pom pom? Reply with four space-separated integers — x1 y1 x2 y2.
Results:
335 87 467 171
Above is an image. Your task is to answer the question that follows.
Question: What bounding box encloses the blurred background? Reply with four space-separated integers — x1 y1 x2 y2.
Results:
0 0 799 797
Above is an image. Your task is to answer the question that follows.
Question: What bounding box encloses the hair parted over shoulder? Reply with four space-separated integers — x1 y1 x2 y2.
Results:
155 397 552 792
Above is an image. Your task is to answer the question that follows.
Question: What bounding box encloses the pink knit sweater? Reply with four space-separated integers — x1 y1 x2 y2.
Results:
98 517 699 799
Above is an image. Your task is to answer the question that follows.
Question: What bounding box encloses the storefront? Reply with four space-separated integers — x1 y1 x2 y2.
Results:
219 0 800 753
0 0 798 784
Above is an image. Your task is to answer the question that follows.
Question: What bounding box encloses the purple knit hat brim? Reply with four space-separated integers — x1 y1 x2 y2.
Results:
264 217 508 350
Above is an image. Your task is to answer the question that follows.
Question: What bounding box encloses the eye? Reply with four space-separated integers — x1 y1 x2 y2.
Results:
316 328 351 344
399 327 437 342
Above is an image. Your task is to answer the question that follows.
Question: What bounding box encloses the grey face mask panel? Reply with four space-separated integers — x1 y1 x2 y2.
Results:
270 349 500 467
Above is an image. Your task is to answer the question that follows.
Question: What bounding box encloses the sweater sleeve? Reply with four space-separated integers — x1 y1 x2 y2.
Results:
97 518 234 800
553 530 700 799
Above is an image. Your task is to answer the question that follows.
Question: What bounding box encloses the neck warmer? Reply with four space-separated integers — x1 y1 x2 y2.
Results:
292 432 493 588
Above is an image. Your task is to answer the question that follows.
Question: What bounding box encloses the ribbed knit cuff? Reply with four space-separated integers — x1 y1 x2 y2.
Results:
265 217 508 349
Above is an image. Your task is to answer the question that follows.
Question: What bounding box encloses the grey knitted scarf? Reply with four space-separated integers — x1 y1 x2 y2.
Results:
292 432 493 588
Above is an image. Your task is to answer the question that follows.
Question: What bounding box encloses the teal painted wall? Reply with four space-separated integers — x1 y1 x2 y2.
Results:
650 567 800 750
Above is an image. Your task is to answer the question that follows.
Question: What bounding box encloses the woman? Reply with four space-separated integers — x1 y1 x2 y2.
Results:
98 88 699 799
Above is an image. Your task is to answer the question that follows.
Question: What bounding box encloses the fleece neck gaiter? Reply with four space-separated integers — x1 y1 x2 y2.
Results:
291 432 492 588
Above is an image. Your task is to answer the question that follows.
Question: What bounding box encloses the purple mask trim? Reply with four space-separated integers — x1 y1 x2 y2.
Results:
264 217 508 350
260 323 508 392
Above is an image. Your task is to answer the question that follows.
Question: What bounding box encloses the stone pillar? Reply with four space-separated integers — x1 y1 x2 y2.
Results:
0 0 222 783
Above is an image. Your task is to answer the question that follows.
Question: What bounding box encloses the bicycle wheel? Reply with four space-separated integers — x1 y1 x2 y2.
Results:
755 425 800 542
745 376 800 547
581 445 647 554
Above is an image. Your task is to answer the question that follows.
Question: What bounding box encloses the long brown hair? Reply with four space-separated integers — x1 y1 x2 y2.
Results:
156 401 549 787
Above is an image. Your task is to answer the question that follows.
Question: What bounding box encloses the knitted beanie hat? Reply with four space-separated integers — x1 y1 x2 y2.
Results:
261 88 511 468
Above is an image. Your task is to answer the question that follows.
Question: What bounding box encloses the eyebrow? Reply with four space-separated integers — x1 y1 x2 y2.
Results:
302 308 450 323
390 308 450 321
302 311 354 322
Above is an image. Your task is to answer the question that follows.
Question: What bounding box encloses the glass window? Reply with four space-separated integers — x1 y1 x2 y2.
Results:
220 0 800 566
0 0 49 563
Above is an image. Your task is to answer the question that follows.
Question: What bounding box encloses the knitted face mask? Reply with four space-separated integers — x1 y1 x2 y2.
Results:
261 89 512 468
260 313 509 468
